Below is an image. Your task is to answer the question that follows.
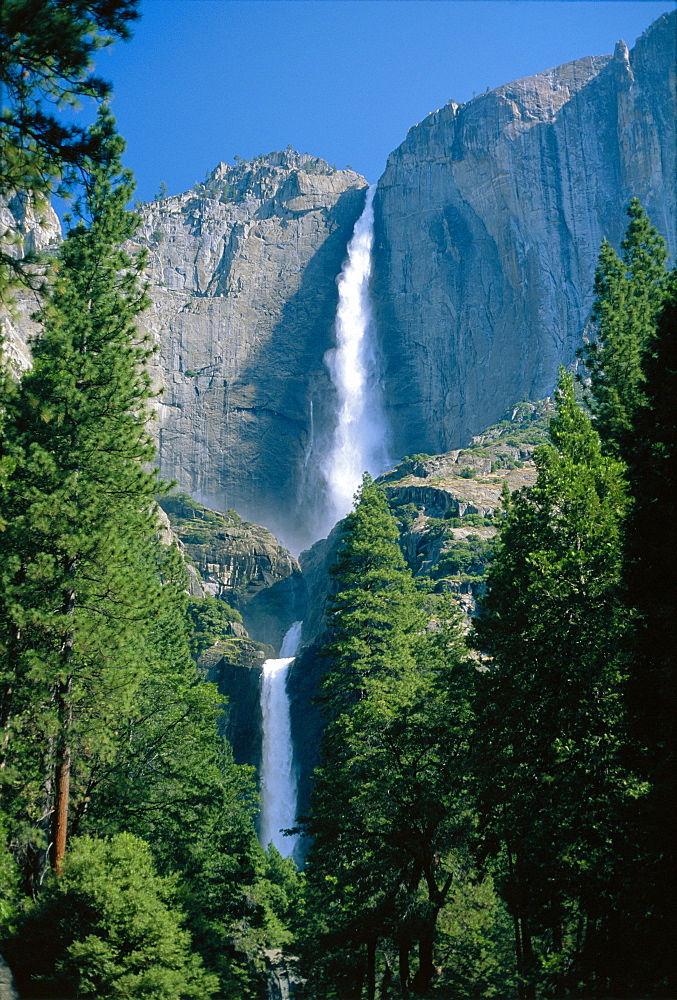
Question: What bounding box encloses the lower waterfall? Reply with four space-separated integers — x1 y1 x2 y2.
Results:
259 621 303 857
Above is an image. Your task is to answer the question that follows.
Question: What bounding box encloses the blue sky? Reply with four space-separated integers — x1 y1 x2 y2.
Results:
87 0 674 202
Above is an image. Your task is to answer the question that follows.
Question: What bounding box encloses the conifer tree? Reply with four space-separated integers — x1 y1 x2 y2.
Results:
580 198 668 457
0 108 168 886
1 0 140 290
610 269 677 995
302 476 475 998
579 202 674 994
473 371 632 998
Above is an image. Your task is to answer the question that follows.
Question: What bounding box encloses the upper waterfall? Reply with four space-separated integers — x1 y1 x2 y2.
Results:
320 185 390 529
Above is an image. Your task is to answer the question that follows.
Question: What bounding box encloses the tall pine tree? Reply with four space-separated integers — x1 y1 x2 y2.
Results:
580 198 668 457
0 108 172 887
302 475 475 998
473 371 632 998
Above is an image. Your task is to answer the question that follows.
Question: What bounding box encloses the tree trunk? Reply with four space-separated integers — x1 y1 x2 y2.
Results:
410 916 437 995
507 841 526 999
521 915 536 1000
366 935 377 1000
50 676 73 874
50 577 76 875
398 930 411 998
515 847 536 1000
552 908 565 998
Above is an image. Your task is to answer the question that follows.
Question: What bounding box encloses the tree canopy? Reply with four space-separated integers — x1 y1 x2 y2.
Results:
1 0 140 290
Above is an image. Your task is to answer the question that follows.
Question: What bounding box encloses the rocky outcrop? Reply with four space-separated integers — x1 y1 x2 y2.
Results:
373 12 676 459
133 153 369 553
0 193 61 376
265 949 303 999
0 958 18 1000
155 504 207 597
159 490 298 594
199 638 272 770
1 191 60 262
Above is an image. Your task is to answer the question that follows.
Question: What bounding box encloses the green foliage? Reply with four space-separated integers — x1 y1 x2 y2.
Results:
0 817 19 932
391 500 419 532
3 833 218 999
580 198 669 457
445 511 493 527
459 466 478 479
473 370 633 995
435 864 516 999
433 535 496 581
0 0 140 289
185 596 243 659
159 492 243 545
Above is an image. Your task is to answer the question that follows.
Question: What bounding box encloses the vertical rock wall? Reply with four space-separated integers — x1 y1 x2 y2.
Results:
373 12 676 459
134 153 368 552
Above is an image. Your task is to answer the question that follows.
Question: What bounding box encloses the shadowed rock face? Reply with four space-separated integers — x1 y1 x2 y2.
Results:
133 152 369 554
373 12 676 460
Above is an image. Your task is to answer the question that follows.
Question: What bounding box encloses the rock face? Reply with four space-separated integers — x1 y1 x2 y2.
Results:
0 193 61 376
0 957 19 1000
2 17 673 555
199 639 271 771
158 492 303 647
133 153 369 553
373 12 676 459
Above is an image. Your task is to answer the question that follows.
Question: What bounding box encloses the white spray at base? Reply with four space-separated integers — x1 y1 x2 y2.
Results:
259 621 303 856
321 185 390 528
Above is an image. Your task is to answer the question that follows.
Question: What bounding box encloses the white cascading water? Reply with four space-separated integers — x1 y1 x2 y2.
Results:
259 621 303 856
321 184 390 528
259 188 390 859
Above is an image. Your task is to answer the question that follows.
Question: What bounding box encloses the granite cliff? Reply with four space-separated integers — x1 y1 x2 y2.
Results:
373 12 675 457
133 152 369 552
138 13 673 547
2 15 673 555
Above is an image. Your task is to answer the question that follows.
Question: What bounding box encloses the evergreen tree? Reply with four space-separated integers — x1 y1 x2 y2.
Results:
3 833 219 999
0 108 167 886
579 201 674 994
1 0 140 290
473 371 632 998
610 268 677 995
302 476 476 998
580 198 668 457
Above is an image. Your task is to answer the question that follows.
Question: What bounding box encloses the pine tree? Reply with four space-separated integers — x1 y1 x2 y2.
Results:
0 108 169 886
580 198 668 457
302 476 475 998
1 0 140 290
578 202 674 994
473 371 632 998
612 269 677 995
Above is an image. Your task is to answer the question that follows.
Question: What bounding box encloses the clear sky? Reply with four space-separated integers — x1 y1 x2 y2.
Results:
85 0 674 202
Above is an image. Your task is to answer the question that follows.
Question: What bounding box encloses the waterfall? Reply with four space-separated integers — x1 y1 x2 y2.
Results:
321 184 390 528
259 187 390 859
259 621 303 856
